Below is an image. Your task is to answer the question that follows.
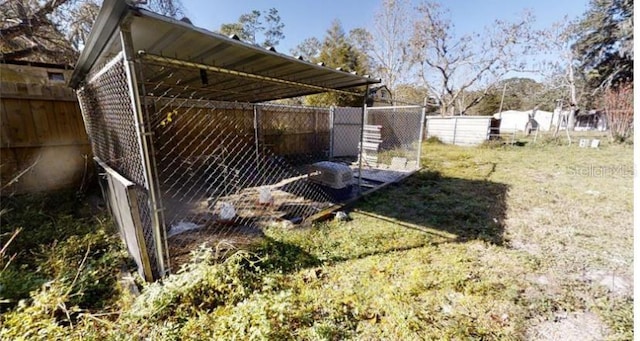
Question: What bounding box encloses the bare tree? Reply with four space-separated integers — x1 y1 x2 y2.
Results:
410 1 535 116
535 18 590 130
0 0 79 64
368 0 413 91
219 8 285 47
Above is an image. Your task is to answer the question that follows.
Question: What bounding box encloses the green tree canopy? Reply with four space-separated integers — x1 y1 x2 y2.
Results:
572 0 633 89
470 78 566 115
219 8 285 47
297 20 371 107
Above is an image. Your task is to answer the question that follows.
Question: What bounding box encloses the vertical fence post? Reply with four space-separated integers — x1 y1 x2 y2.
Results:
452 117 458 145
254 104 260 173
329 105 335 159
120 26 166 278
358 87 369 194
136 59 171 276
417 102 426 168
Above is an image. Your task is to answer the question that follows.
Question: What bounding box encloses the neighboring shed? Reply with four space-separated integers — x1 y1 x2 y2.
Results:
493 109 559 132
575 110 607 131
425 116 494 146
0 61 91 194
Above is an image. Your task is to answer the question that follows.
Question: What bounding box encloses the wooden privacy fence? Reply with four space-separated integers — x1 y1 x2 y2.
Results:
1 62 91 194
149 99 333 166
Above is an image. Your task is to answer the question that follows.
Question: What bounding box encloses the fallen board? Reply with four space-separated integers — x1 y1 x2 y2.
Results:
355 168 411 183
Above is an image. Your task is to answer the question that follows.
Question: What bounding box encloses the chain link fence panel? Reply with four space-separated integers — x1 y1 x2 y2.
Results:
139 62 346 270
78 54 427 277
362 106 425 171
76 54 161 278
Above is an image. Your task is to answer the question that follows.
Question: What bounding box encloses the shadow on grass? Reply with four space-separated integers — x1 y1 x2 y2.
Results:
253 237 322 273
354 170 509 245
172 168 510 275
246 169 510 274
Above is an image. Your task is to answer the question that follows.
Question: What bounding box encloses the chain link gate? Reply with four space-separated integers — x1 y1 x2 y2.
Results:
359 105 425 176
76 52 162 280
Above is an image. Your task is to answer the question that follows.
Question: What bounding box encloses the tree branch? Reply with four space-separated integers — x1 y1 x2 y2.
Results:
0 0 72 40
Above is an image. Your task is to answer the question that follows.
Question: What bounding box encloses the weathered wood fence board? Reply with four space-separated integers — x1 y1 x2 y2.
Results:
1 63 91 194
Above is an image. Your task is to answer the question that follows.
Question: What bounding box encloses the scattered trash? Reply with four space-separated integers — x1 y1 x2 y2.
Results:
168 221 202 237
281 220 294 229
391 157 408 169
288 217 303 224
334 211 350 221
585 190 600 196
258 187 274 205
219 202 236 221
579 139 601 148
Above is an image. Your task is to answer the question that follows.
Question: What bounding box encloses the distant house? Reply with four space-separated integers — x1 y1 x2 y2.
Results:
367 85 393 106
575 110 607 131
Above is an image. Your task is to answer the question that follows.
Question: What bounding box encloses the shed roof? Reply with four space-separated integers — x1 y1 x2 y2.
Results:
70 0 380 102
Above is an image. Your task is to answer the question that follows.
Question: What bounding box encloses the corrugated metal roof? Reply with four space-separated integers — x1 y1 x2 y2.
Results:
70 1 379 102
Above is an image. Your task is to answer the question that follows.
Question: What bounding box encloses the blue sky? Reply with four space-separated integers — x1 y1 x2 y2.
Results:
183 0 590 55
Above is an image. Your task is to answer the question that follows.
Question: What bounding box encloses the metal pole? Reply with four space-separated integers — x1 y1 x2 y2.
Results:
358 86 369 194
498 83 507 119
253 104 260 173
452 117 458 145
417 98 426 168
120 26 166 278
135 55 171 276
329 105 335 159
138 52 366 97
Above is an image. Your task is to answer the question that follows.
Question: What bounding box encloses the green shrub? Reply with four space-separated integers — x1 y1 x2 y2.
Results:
0 268 46 309
425 136 444 144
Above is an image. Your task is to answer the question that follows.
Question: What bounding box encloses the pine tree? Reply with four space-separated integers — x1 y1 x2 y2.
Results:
303 20 370 107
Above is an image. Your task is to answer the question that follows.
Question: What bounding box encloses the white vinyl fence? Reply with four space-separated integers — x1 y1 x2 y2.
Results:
425 116 493 146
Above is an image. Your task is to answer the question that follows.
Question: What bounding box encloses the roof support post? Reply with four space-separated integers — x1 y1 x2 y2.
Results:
120 24 167 278
417 98 427 168
358 86 369 195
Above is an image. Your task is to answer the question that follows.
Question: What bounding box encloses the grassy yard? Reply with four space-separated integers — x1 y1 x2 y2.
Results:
1 139 633 340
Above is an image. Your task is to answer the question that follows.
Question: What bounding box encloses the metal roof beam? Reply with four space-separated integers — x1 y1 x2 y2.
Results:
137 51 365 99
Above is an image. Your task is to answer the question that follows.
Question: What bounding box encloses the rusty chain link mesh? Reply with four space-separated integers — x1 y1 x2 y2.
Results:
76 54 161 278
